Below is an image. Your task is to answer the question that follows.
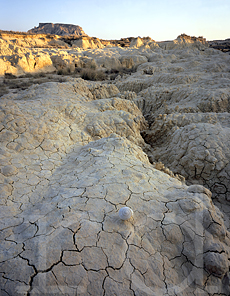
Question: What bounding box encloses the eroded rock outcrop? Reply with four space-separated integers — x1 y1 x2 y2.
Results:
28 23 87 37
71 37 104 49
0 32 212 76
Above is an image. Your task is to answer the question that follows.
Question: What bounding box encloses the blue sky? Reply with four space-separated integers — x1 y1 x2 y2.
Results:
0 0 229 41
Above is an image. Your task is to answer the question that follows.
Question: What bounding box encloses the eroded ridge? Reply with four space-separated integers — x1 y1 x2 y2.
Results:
0 77 230 295
112 41 230 233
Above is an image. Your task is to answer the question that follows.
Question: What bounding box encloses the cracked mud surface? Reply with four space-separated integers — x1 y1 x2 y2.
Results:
1 37 230 295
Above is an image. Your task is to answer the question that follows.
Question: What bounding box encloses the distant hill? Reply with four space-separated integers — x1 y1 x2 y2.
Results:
208 38 230 53
28 23 88 36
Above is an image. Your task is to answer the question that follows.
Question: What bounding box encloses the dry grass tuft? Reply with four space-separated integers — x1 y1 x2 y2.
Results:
0 72 68 98
80 69 107 81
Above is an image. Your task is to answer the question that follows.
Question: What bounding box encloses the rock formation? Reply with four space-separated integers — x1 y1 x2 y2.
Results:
208 38 230 53
28 23 87 36
0 31 230 295
1 31 223 77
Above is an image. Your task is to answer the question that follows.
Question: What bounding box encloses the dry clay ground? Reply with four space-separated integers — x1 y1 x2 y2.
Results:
0 35 230 295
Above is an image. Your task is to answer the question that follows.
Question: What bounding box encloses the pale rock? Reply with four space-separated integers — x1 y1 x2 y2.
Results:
120 54 148 68
130 36 144 48
104 277 133 296
80 247 108 270
94 55 122 69
1 165 18 176
72 37 104 49
204 252 229 278
0 58 17 75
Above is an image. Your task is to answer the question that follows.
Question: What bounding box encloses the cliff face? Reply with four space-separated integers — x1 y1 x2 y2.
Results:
28 22 88 36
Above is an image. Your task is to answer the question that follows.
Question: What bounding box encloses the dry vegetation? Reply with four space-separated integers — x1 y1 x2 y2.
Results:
0 65 137 97
0 72 67 97
0 30 30 35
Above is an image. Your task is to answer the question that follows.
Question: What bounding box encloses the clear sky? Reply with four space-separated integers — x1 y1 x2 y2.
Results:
0 0 229 41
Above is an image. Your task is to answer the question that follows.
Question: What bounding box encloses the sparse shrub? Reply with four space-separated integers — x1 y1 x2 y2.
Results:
143 68 154 75
19 72 48 79
120 66 137 74
4 73 17 79
3 79 29 89
90 64 96 70
74 67 82 74
19 73 33 78
57 69 65 75
109 68 120 74
58 78 67 83
34 72 46 78
109 74 119 80
175 105 179 112
0 85 9 97
106 66 137 80
80 69 107 81
18 81 33 90
57 68 72 75
105 68 120 79
3 79 12 85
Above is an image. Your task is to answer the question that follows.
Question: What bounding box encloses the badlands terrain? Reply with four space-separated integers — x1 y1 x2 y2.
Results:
0 27 230 295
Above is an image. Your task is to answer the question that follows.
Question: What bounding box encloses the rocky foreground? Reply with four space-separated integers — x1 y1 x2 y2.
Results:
0 32 230 295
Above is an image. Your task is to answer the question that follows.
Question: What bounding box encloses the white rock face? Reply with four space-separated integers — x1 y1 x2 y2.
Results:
0 35 230 295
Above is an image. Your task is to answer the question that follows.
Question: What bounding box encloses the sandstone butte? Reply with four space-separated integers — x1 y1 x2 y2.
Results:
27 23 87 37
0 29 230 296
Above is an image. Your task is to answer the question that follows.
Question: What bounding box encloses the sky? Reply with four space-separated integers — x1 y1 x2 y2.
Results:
0 0 229 41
